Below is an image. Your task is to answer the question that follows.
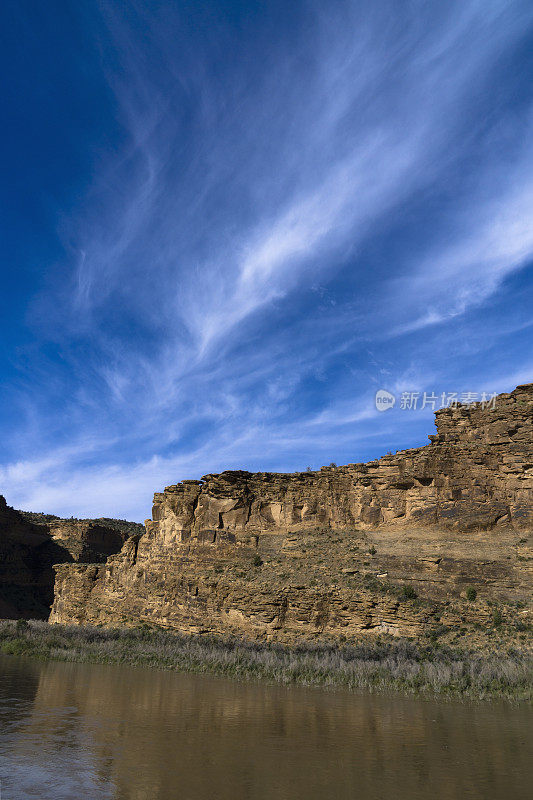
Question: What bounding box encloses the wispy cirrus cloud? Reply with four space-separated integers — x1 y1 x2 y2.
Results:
1 0 533 518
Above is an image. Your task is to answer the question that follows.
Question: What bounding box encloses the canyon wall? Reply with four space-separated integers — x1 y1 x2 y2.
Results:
50 384 533 644
0 498 136 618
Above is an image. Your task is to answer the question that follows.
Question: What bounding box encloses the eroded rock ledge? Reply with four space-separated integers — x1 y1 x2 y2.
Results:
50 384 533 644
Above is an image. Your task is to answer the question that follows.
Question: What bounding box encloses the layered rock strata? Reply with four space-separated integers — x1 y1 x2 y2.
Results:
50 384 533 643
0 498 135 618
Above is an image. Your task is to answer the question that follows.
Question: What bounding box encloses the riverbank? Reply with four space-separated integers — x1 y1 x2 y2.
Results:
0 619 531 701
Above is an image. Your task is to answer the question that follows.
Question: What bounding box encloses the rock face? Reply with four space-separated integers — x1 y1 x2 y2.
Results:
0 498 136 619
50 384 533 644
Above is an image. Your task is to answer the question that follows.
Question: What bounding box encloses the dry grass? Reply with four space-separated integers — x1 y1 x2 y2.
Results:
0 619 531 701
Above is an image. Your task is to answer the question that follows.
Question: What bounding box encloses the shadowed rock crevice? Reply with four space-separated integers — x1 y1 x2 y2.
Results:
0 498 142 619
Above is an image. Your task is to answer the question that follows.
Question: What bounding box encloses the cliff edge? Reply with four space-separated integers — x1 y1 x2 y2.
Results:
50 384 533 646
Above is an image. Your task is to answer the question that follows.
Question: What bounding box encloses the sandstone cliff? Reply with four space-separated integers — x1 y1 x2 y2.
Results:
50 384 533 645
0 498 138 619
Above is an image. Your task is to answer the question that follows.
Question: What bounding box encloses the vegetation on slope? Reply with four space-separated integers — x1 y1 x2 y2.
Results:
0 620 531 702
18 510 144 537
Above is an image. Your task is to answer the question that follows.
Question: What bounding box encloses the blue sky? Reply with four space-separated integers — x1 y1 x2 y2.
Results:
1 0 532 521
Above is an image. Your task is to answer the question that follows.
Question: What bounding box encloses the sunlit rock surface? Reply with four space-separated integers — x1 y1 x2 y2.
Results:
50 384 533 644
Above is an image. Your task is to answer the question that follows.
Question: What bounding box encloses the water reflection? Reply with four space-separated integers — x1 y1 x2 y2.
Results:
0 655 531 800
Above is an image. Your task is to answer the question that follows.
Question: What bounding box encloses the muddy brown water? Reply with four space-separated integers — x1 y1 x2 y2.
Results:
0 654 531 799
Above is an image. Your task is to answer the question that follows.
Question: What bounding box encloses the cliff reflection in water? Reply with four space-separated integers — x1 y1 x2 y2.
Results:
0 655 531 800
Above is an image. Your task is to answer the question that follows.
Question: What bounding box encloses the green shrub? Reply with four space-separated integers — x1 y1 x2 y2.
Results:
1 638 28 656
253 554 263 567
466 587 477 602
399 585 418 600
368 546 377 555
427 624 450 642
492 609 503 627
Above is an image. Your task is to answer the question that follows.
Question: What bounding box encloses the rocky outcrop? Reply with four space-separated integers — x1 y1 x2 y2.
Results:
50 384 533 644
0 497 137 619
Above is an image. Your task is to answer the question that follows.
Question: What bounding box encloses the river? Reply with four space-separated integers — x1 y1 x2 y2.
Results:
0 654 530 799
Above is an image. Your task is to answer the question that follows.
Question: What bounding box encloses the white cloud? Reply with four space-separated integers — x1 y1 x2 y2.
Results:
3 0 533 519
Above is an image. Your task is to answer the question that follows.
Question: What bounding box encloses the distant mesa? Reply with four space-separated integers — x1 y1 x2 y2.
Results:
0 496 142 619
